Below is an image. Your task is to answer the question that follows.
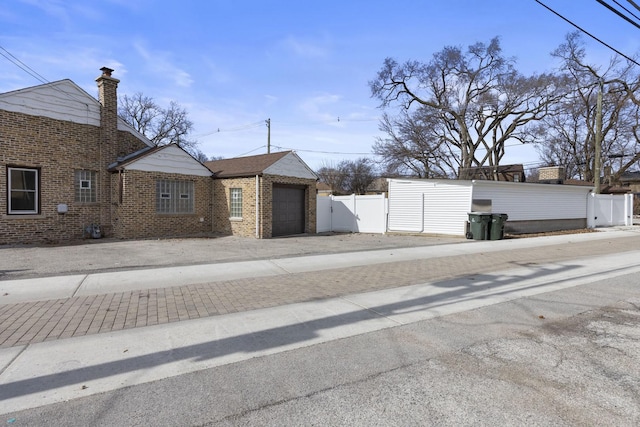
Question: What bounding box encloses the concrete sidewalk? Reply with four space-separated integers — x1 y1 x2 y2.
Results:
1 228 640 416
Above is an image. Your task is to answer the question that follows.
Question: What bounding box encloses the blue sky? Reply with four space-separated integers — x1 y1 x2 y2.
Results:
1 0 639 172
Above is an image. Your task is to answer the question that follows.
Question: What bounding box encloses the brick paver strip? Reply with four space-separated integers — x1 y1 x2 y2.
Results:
1 235 638 348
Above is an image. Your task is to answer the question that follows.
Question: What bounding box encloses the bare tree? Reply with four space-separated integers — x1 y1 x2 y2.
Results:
119 92 198 152
316 158 377 195
316 161 348 195
191 149 209 163
344 157 377 194
536 32 640 182
370 37 563 179
374 110 458 178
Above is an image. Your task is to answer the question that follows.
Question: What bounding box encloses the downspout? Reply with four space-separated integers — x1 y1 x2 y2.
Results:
255 175 260 238
211 176 215 233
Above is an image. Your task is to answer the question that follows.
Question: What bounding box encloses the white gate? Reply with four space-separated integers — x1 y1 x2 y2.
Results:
587 193 634 227
316 194 387 234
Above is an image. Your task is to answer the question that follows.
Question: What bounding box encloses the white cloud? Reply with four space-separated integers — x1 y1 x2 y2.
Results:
281 35 329 59
264 94 278 105
298 93 342 123
133 41 194 88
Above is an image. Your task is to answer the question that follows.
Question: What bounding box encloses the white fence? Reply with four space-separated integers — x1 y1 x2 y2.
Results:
316 194 387 234
587 193 634 227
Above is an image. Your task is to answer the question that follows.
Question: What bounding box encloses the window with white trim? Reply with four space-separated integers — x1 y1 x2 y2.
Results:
75 170 97 203
230 188 242 218
156 180 194 214
8 167 39 214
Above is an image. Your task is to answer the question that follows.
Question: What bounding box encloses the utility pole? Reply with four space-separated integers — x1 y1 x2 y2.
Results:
594 79 603 194
266 118 271 154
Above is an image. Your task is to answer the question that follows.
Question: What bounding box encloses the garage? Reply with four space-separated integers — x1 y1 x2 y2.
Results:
272 185 306 236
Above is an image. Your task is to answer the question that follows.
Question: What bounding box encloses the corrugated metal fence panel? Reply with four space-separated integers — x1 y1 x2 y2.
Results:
472 182 590 220
316 196 332 232
422 183 472 235
388 180 425 232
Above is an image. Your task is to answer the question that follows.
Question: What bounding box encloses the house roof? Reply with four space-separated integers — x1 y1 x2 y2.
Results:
620 171 640 182
205 151 292 178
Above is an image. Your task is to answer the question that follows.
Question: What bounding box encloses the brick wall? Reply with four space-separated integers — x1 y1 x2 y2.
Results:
213 177 257 237
112 170 212 239
0 110 147 245
212 174 317 238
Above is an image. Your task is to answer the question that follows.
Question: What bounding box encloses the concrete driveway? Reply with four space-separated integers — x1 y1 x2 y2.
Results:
0 233 464 280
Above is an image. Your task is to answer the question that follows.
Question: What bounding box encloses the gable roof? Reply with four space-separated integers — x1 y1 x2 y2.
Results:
205 151 316 178
0 79 153 147
109 144 212 177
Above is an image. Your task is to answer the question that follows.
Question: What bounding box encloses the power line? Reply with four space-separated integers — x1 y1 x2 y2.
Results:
534 0 640 67
596 0 640 30
0 44 96 107
626 0 640 12
614 0 640 20
272 145 373 156
234 145 267 157
0 45 50 85
193 121 264 137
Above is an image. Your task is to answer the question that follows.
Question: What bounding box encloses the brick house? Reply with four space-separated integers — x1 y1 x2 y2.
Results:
206 152 318 238
1 67 317 244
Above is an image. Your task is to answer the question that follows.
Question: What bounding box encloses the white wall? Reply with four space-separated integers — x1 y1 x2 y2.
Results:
472 181 591 220
387 179 473 235
387 179 596 237
387 180 427 232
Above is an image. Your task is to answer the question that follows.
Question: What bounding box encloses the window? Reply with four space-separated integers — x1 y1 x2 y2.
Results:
75 170 97 203
8 167 39 214
230 188 242 218
513 173 520 182
156 180 194 214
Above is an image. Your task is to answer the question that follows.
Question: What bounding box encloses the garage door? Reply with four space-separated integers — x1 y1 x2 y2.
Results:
272 185 305 236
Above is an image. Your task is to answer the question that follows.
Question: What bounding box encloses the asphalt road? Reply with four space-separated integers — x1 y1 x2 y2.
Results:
2 230 639 426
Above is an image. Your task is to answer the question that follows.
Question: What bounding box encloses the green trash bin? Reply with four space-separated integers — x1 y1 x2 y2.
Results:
489 213 508 240
467 212 492 240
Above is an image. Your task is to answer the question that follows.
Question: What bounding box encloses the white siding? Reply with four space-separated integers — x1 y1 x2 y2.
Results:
422 182 472 235
388 179 473 236
126 145 212 176
0 80 101 125
388 180 425 232
264 152 317 179
472 181 590 220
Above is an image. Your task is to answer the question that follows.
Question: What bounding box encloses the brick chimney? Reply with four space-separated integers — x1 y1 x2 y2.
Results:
96 66 120 163
538 166 565 184
96 67 120 236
